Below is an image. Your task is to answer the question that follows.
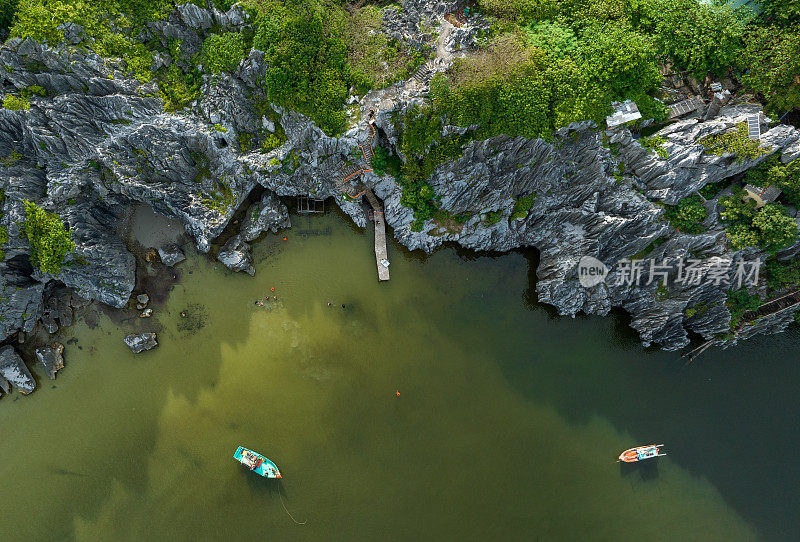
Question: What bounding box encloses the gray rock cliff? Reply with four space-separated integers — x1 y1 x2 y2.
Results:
2 1 800 382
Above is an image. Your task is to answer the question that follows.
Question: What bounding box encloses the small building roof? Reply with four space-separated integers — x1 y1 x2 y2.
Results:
606 100 642 129
744 184 782 202
668 95 705 119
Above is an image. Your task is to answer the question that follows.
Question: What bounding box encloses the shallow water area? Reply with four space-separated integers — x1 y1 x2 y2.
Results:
1 210 798 541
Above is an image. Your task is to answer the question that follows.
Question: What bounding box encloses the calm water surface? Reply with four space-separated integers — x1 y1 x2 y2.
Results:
1 211 798 541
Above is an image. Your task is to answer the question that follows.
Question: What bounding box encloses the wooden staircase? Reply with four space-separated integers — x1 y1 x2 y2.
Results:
336 121 377 187
741 289 800 324
413 61 435 84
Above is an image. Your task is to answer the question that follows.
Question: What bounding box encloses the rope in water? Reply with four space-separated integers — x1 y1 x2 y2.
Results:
279 493 307 525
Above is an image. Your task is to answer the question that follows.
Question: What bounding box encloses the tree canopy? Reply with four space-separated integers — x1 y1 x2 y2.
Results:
22 200 76 275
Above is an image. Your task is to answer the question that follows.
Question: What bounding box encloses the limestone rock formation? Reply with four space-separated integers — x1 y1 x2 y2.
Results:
124 333 158 354
158 245 186 266
217 235 255 276
136 294 150 310
2 1 800 372
240 192 291 242
0 345 36 394
35 343 65 379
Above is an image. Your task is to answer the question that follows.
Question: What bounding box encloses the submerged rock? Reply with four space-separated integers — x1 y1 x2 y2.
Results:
217 235 255 276
136 294 150 310
35 343 65 379
0 345 36 395
158 244 186 266
124 333 158 353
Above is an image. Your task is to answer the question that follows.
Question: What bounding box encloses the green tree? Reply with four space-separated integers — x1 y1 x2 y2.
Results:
523 20 578 59
22 200 76 275
726 287 762 328
200 32 248 74
720 188 757 224
752 203 798 253
1 0 18 32
765 258 800 290
645 0 744 78
744 156 800 206
255 0 349 135
665 195 708 233
741 26 800 115
759 0 800 27
726 222 760 249
578 23 661 100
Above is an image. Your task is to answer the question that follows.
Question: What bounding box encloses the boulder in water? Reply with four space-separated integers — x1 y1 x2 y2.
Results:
136 294 150 310
124 333 158 353
158 244 186 266
240 193 290 242
217 235 255 276
0 345 36 394
35 343 65 379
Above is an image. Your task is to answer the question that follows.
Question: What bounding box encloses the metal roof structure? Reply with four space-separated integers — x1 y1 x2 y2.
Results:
668 96 705 119
747 114 761 140
606 100 642 129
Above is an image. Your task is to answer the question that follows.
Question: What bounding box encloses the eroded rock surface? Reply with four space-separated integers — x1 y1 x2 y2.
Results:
0 345 36 394
2 0 800 366
240 192 290 242
158 244 186 266
35 342 65 379
124 333 158 353
217 235 255 276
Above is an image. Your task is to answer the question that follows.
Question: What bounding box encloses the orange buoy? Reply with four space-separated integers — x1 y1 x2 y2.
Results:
283 237 287 241
395 391 401 397
270 287 275 292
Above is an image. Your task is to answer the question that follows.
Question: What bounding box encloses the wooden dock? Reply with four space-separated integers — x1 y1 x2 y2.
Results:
365 188 389 281
374 209 390 281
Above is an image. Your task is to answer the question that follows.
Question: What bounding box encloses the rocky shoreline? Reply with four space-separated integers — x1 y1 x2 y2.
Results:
2 1 800 397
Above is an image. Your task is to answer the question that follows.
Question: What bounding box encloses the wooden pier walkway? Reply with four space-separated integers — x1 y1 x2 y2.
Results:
741 289 800 323
365 188 389 281
332 119 389 281
682 287 800 365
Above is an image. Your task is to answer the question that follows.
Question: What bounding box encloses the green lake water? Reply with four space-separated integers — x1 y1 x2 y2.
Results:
1 210 799 541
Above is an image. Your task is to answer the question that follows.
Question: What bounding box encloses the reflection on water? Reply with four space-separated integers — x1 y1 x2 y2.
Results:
0 210 793 540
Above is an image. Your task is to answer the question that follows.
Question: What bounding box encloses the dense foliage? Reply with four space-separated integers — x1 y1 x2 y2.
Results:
726 287 762 329
370 145 402 178
765 258 800 291
700 123 770 161
200 32 248 75
664 195 708 234
22 200 75 274
720 190 798 253
759 0 800 28
1 0 799 227
0 0 16 32
743 156 800 206
251 0 350 135
741 26 800 115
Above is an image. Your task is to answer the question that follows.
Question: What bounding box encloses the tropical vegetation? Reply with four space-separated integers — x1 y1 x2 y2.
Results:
22 200 75 274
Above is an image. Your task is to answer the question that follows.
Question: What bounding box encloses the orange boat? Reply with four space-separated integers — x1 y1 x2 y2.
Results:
618 444 666 463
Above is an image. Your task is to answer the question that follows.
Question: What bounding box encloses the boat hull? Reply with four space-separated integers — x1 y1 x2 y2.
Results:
234 446 282 478
618 444 665 463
